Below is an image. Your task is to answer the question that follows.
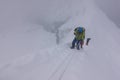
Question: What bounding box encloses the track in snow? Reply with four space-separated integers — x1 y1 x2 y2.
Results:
0 44 87 80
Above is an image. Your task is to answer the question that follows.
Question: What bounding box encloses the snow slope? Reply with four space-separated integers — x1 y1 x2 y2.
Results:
0 0 120 80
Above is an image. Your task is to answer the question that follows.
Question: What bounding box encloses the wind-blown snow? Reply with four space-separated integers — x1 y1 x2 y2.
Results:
0 0 120 80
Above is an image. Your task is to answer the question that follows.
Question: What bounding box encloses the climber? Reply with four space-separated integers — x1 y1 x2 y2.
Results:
71 27 85 50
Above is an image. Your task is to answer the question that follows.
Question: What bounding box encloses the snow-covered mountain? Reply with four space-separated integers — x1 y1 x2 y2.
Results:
0 0 120 80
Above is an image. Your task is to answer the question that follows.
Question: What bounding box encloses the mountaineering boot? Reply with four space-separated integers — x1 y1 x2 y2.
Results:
76 45 80 50
77 47 80 50
70 46 75 49
81 45 83 49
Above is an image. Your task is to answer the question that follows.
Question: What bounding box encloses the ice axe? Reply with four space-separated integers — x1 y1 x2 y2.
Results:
86 38 91 46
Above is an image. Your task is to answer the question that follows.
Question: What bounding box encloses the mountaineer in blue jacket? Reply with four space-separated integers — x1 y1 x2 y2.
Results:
71 27 85 50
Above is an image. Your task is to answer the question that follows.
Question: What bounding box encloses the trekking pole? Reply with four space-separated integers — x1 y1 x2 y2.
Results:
86 38 91 46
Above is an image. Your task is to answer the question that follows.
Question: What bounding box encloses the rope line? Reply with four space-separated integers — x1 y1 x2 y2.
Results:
47 52 73 80
58 52 75 80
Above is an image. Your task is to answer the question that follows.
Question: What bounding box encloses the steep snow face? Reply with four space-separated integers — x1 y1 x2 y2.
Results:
0 24 56 65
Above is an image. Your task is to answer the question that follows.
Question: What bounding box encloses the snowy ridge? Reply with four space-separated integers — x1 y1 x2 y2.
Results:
0 0 120 80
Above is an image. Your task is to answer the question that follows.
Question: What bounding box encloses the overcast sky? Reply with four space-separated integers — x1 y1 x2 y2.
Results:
95 0 120 27
0 0 119 28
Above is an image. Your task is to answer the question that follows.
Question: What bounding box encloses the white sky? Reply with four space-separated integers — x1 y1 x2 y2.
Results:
95 0 120 27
